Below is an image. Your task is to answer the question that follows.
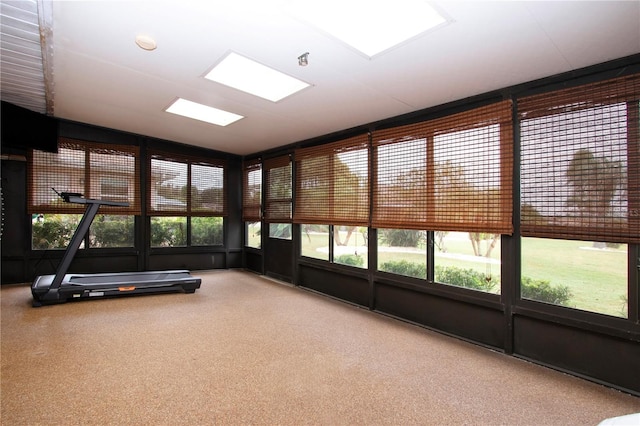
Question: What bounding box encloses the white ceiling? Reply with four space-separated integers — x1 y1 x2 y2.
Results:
2 1 639 156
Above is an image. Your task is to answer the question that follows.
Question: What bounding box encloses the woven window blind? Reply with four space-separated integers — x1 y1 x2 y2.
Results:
519 73 640 243
294 134 369 226
148 151 226 216
263 155 292 222
242 158 262 222
28 138 140 215
372 101 513 233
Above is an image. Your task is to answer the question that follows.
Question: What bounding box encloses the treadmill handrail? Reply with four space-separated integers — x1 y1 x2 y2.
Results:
48 195 128 290
66 196 129 207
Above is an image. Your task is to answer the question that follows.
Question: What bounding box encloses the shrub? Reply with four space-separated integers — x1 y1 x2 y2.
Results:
380 229 425 247
435 266 497 292
380 260 426 279
192 216 223 245
335 254 364 267
521 276 572 306
32 219 76 249
151 217 186 247
91 216 134 247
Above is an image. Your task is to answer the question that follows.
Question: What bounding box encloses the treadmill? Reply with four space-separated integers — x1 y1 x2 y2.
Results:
31 191 201 307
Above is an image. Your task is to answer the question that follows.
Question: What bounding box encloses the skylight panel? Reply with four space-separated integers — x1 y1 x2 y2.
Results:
165 98 243 126
287 0 448 58
205 52 310 102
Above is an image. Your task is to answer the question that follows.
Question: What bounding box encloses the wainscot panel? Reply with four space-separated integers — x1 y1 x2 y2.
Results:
513 315 640 395
29 254 139 279
245 250 263 274
373 282 505 349
298 263 369 307
226 250 243 269
148 252 224 271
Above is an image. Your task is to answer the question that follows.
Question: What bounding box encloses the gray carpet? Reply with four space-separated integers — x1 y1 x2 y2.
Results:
2 270 639 425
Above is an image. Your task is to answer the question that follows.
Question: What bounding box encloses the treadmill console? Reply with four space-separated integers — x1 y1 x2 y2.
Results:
60 192 84 202
52 188 84 203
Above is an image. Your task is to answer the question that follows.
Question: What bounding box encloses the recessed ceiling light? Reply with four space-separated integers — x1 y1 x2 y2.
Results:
135 34 157 51
287 0 448 58
205 52 310 102
165 98 243 126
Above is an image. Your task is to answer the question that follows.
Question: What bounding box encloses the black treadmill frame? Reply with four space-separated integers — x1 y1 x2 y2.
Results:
31 194 201 306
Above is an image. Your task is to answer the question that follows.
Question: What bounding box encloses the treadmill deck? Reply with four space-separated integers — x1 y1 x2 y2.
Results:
32 270 201 306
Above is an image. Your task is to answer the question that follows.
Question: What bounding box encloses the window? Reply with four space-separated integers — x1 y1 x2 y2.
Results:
269 223 292 240
264 155 292 239
295 135 370 268
192 216 223 246
433 231 500 294
372 101 512 293
377 228 427 279
29 139 139 249
32 214 81 250
148 151 226 247
521 238 628 317
89 215 135 248
100 178 128 202
294 135 370 226
300 224 366 268
372 101 513 234
246 222 261 248
301 224 330 261
29 138 140 214
243 158 262 248
333 226 367 268
150 216 186 247
519 73 639 316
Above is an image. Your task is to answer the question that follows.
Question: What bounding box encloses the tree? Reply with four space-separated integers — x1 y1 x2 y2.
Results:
435 160 500 257
468 232 500 257
566 149 623 219
332 153 367 246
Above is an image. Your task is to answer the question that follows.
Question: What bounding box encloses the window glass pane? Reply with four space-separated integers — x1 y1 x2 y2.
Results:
89 215 134 248
99 178 129 203
246 221 261 248
243 163 262 222
269 223 291 240
373 137 427 229
265 157 292 222
433 124 508 233
192 216 223 246
521 104 629 238
301 224 329 261
31 214 82 250
150 159 187 212
150 217 187 247
192 164 224 214
521 237 628 318
90 150 136 206
434 231 501 294
294 135 369 226
377 228 426 279
333 226 367 268
31 146 85 211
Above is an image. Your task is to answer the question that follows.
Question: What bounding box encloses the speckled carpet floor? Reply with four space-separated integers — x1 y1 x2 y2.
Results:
2 269 639 425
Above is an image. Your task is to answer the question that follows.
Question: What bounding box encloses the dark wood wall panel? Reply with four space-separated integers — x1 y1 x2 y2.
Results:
148 252 225 271
298 264 369 307
245 251 263 274
513 315 640 394
265 238 293 282
28 254 139 278
374 282 505 349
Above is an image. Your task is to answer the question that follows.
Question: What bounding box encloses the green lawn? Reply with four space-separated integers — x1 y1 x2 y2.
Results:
298 231 628 318
521 238 627 318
